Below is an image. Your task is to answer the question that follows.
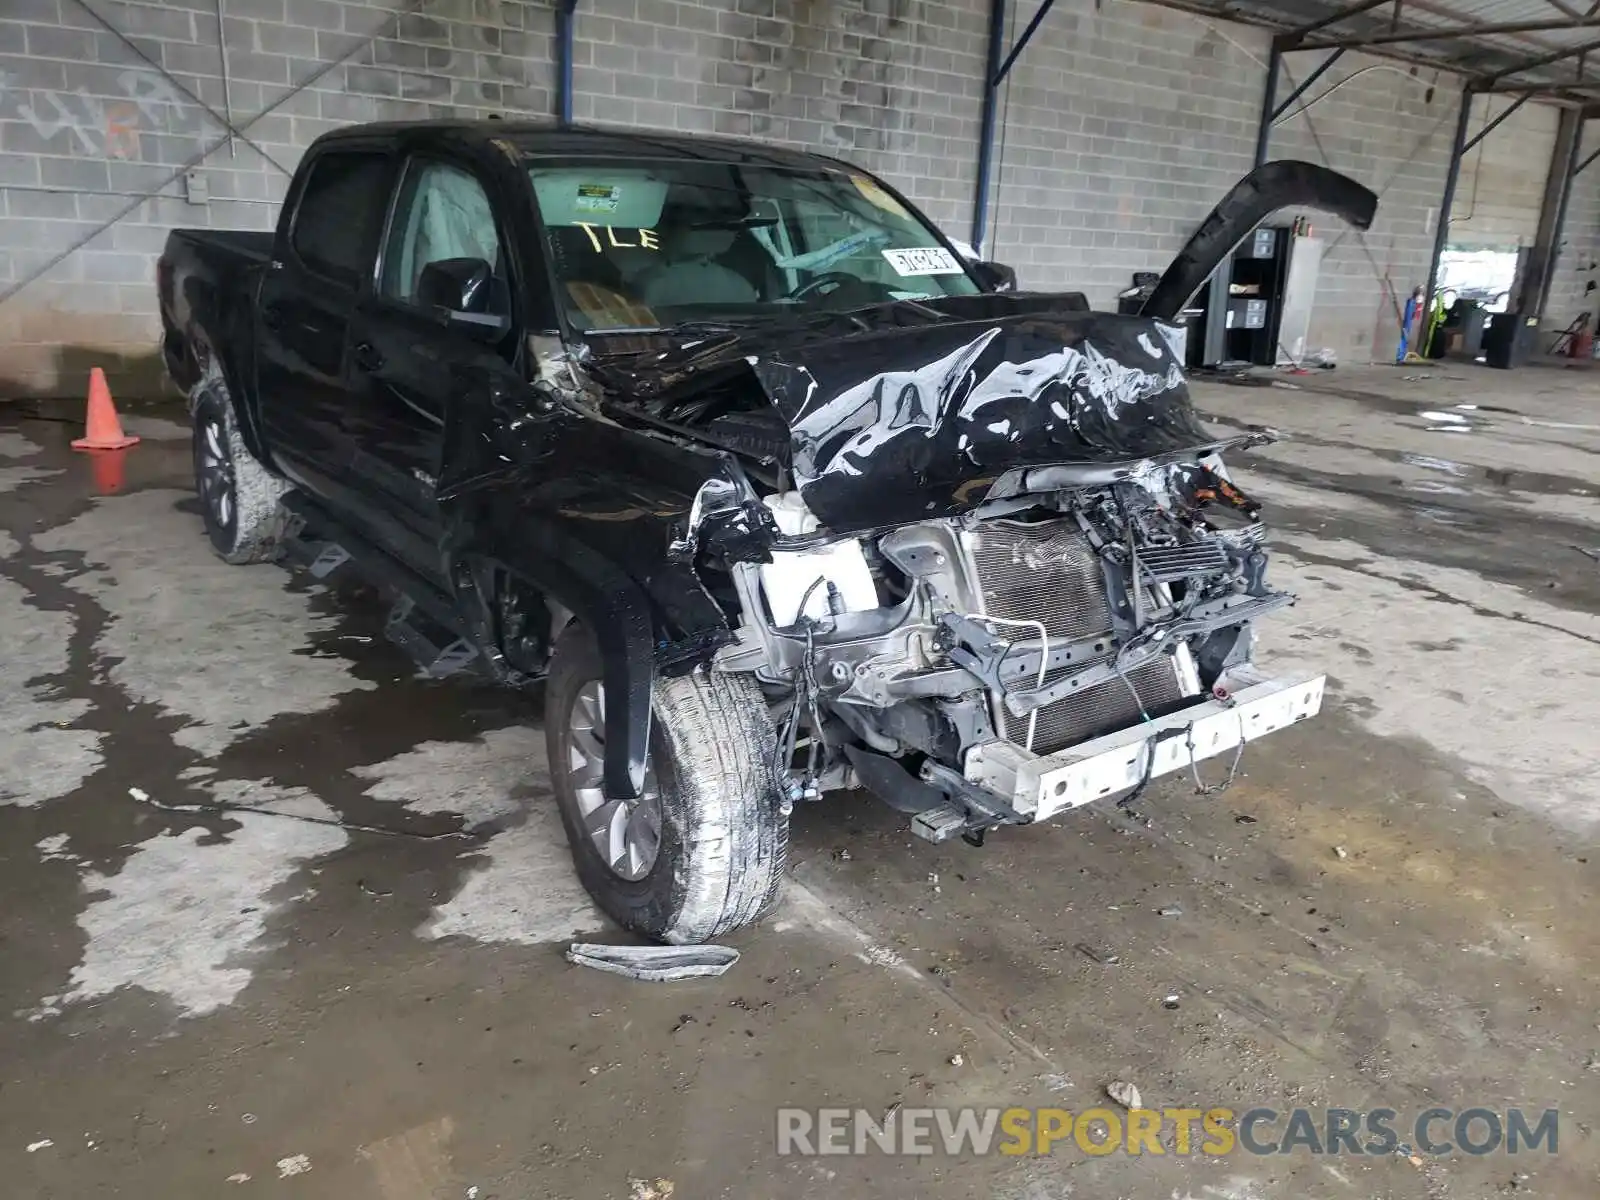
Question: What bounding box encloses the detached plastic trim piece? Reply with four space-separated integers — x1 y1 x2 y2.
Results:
565 942 740 981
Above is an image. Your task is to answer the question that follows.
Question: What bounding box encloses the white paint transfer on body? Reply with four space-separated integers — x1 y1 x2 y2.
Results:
57 783 346 1017
33 489 373 757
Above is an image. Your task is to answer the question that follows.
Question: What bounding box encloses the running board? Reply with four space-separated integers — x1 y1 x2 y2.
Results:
385 595 479 679
280 495 482 680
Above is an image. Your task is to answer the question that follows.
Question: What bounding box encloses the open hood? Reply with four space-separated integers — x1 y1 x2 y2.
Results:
1141 160 1377 321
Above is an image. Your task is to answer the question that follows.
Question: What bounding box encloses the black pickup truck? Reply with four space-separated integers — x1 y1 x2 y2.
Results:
159 121 1374 944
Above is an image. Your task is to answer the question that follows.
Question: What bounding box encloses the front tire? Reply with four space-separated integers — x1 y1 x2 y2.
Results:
191 381 288 564
546 624 789 944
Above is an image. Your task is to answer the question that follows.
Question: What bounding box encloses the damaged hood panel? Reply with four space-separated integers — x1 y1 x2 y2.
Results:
754 311 1216 528
591 305 1224 531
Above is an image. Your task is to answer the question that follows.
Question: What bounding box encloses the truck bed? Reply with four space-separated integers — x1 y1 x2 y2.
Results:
169 228 275 262
158 228 276 399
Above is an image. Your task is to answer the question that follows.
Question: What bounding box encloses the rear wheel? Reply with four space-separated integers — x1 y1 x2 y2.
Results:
546 623 789 944
191 381 288 564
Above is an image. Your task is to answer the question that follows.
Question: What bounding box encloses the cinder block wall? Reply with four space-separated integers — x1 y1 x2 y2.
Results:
0 0 1576 399
1547 127 1600 344
0 0 559 398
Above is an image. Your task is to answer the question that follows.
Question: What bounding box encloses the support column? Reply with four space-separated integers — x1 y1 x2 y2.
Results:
1522 106 1585 318
1253 39 1283 167
556 0 579 127
1422 86 1475 340
971 0 1007 253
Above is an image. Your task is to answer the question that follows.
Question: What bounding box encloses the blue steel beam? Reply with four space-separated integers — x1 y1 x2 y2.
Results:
993 0 1058 85
970 0 1007 252
556 0 579 127
971 0 1060 253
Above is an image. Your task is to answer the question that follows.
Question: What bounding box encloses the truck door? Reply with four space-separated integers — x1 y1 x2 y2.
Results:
343 155 525 582
256 148 395 500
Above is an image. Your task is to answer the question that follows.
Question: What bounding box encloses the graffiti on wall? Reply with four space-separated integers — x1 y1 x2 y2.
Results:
0 68 201 161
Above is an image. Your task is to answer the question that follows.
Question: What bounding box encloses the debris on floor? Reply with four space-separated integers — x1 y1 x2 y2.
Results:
1075 943 1119 964
566 942 739 981
276 1154 312 1178
1106 1080 1141 1110
627 1177 675 1200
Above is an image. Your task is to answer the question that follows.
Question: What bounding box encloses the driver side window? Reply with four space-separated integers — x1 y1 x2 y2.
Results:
380 159 507 314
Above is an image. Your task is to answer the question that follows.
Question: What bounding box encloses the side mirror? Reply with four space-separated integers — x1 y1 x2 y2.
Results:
418 257 509 339
419 256 492 315
970 259 1017 293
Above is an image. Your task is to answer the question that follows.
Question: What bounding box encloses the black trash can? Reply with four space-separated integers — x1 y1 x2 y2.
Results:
1482 312 1537 369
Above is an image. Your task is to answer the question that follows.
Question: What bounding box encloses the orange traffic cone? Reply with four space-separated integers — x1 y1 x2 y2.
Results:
71 368 140 451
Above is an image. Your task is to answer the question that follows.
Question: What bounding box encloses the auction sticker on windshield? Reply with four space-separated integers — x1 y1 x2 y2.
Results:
575 183 620 214
883 247 963 276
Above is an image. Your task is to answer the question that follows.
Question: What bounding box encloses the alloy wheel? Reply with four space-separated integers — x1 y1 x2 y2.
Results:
566 681 662 881
197 413 236 533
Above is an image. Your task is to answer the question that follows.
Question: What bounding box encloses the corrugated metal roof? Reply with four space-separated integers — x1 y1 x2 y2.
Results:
1148 0 1600 102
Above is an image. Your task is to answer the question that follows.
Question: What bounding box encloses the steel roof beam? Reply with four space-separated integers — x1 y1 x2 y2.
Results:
1288 0 1394 41
1304 16 1600 50
1461 90 1532 153
1483 33 1600 82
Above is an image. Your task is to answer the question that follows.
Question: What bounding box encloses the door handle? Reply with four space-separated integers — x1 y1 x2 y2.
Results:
353 341 385 373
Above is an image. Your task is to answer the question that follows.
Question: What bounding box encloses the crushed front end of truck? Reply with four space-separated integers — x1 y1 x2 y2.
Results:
589 302 1325 845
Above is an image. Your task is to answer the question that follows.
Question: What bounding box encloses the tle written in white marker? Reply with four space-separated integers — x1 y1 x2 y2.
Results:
575 223 659 252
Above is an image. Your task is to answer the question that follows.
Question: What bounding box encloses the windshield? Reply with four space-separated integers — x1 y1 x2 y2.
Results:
526 157 980 332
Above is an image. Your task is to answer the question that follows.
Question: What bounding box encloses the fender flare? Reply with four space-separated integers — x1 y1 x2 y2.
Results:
177 280 272 467
464 534 657 803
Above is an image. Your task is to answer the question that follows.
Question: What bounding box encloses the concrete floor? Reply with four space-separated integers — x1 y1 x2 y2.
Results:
1 361 1597 1199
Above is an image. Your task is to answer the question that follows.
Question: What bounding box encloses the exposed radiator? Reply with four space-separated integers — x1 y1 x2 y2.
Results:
1136 540 1228 584
965 519 1188 754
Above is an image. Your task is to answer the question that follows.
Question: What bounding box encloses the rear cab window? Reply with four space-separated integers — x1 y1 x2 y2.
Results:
289 151 393 287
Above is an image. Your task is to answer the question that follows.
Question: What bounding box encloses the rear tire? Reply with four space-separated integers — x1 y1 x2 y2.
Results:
546 623 789 944
191 380 288 565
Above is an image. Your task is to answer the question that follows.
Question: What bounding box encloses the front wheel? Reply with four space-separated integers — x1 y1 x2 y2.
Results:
546 624 789 944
